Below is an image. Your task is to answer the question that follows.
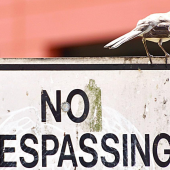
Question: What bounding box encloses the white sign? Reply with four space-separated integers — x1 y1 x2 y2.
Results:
0 58 170 169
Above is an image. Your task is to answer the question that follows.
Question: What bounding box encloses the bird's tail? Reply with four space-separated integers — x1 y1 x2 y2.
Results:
104 31 142 49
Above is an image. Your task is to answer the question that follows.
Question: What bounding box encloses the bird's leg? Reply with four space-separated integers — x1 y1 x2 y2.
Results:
142 38 153 64
158 39 170 64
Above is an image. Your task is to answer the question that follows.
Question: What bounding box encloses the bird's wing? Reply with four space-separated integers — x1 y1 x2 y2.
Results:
104 24 150 49
143 22 170 38
156 22 170 28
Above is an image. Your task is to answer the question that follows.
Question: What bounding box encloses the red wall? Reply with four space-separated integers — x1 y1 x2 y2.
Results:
0 0 170 58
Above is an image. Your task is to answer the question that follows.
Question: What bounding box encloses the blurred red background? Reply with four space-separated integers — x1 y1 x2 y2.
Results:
0 0 170 58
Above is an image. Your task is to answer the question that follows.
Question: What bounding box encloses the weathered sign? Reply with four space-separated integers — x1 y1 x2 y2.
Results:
0 58 170 169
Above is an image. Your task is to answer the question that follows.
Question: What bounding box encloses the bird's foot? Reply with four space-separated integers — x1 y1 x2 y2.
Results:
148 54 153 65
165 53 170 65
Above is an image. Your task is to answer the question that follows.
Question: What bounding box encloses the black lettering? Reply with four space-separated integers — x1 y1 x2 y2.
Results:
79 133 98 167
101 133 120 167
41 90 61 122
58 135 77 167
131 134 150 166
42 135 59 167
123 134 128 166
153 133 170 167
0 135 16 167
20 134 38 168
67 89 89 123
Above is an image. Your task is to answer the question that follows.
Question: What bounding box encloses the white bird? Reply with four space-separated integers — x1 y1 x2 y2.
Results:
104 11 170 64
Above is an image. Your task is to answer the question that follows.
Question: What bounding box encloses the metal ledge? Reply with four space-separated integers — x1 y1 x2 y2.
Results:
0 56 168 64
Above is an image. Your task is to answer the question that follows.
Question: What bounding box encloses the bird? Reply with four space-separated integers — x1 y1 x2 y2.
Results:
104 11 170 64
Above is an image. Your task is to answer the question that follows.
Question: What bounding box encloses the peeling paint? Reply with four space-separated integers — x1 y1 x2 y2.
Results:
162 98 168 110
164 78 169 84
163 98 167 104
156 84 158 89
143 104 147 119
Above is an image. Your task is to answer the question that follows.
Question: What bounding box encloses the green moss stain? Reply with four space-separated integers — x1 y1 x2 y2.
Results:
83 79 102 132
